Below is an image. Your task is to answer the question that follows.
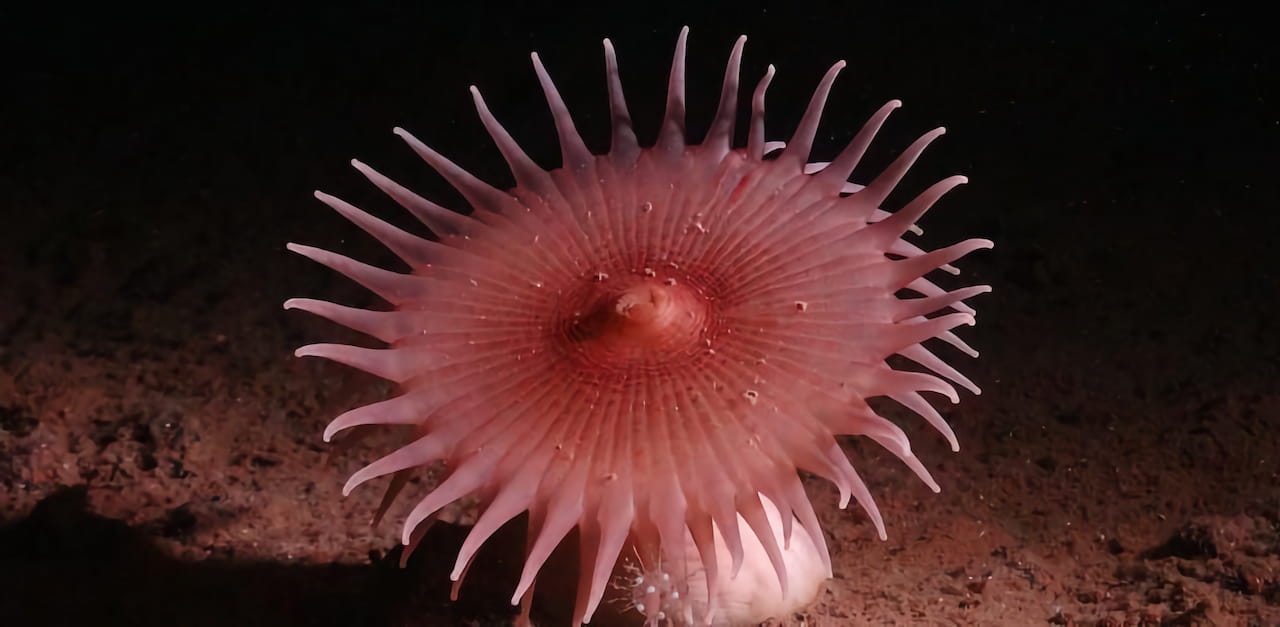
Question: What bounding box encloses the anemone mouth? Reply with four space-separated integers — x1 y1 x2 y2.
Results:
558 271 716 372
287 27 992 626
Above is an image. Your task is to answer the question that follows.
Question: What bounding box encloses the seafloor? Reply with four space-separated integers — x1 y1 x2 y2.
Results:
2 4 1276 626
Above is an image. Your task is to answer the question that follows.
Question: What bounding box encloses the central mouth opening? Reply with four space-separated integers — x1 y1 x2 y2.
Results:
611 283 674 336
562 274 713 370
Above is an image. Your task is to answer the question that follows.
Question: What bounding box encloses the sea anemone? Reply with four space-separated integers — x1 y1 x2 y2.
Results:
286 27 991 626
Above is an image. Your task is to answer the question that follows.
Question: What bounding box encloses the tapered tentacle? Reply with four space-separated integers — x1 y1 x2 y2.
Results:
283 298 419 344
823 441 886 539
580 486 634 623
854 127 947 209
871 206 925 235
747 64 776 160
470 86 555 192
939 329 981 357
402 454 499 543
738 493 789 597
780 61 845 164
602 38 640 164
891 390 960 452
845 411 941 492
906 276 976 315
893 286 991 321
900 344 982 395
856 239 994 290
530 53 595 171
350 159 475 237
286 243 429 305
320 389 441 442
856 312 975 358
860 366 961 404
511 470 587 603
295 343 434 384
451 465 543 582
860 175 968 248
889 237 960 275
342 430 456 496
656 26 690 155
312 190 438 268
394 127 518 213
815 99 901 189
705 35 747 160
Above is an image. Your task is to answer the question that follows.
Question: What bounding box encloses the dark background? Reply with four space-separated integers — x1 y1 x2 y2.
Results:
6 2 1274 256
1 1 1276 626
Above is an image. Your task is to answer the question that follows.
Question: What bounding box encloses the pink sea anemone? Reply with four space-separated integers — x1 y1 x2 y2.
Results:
287 27 990 626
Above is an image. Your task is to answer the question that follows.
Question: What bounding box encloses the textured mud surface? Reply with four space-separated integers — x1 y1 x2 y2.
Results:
3 4 1276 626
